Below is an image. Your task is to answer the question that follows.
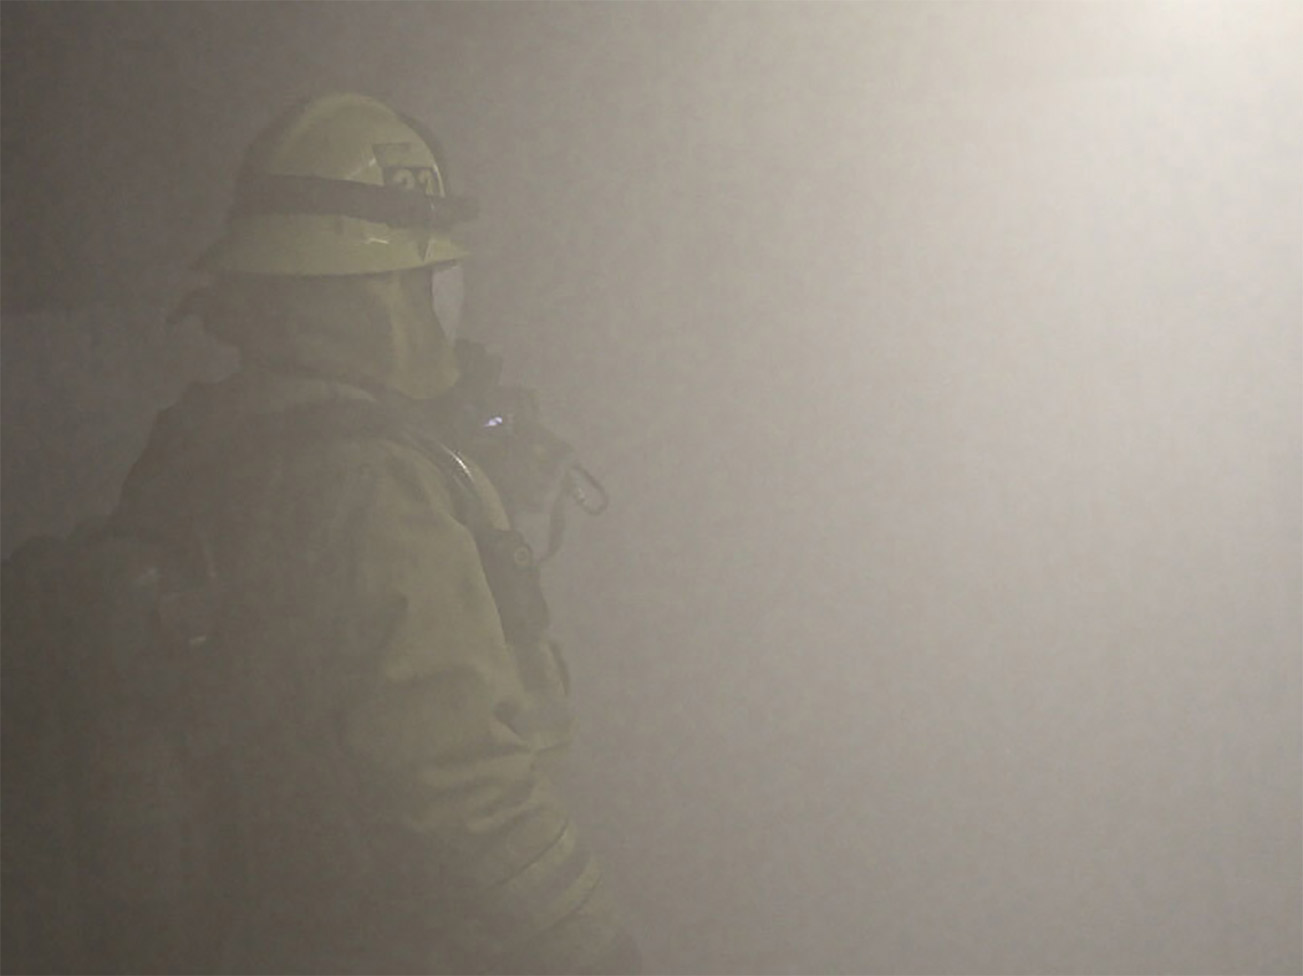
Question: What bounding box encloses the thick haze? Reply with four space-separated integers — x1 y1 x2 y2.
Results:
3 4 1300 973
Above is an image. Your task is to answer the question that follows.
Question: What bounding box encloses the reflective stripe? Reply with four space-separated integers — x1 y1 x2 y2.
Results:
483 820 601 934
507 698 574 755
450 820 603 962
234 174 477 230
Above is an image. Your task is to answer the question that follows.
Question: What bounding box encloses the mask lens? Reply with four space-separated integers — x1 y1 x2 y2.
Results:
430 262 464 340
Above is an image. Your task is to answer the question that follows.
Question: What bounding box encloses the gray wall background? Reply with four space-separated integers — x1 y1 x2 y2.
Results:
3 4 1300 973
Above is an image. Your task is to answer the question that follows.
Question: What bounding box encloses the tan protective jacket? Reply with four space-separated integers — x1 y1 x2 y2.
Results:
118 273 635 973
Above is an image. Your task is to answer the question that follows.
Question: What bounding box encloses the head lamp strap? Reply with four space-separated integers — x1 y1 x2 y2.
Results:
233 174 478 230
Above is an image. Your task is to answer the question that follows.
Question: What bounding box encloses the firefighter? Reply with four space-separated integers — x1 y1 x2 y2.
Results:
118 92 639 974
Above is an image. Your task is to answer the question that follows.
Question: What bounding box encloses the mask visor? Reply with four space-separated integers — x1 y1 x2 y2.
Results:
430 261 465 340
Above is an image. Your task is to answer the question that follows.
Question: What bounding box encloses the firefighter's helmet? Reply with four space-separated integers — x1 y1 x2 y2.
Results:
198 93 476 276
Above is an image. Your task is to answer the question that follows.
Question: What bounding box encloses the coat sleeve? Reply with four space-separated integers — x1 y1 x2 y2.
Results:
332 439 638 974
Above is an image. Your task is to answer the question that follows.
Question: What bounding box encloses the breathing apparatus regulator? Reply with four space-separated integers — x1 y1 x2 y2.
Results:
449 338 608 564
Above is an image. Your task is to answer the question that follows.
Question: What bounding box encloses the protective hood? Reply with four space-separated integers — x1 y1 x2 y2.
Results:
196 268 460 400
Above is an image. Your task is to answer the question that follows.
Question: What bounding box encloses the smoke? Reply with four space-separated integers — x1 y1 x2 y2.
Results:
3 4 1299 972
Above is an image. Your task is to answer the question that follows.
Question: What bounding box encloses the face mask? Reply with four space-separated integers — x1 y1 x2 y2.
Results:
430 261 464 341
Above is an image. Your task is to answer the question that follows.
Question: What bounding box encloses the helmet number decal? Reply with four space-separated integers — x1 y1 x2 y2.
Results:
383 166 443 198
